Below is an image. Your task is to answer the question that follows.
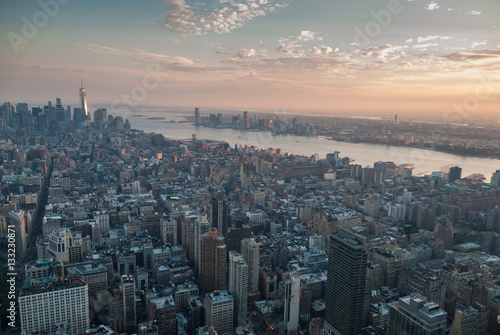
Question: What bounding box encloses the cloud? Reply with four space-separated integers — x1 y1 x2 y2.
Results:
297 30 322 41
443 48 500 62
155 0 291 36
0 62 88 73
277 43 303 55
425 2 440 10
76 42 209 72
359 45 408 62
310 46 337 55
416 35 451 43
236 48 268 59
466 10 482 15
471 40 487 48
413 43 439 50
276 30 324 56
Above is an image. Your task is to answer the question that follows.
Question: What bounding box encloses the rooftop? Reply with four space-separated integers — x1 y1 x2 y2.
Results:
20 277 86 297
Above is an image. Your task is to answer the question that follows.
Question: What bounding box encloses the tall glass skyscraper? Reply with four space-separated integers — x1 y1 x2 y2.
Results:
79 79 89 120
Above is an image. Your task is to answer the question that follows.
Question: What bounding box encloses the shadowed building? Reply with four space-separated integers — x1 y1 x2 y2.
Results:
324 229 367 335
199 228 227 293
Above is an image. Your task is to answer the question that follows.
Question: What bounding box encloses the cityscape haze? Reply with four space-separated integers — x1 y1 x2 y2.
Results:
1 1 500 335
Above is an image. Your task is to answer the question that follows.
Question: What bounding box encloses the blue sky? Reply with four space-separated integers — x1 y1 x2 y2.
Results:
0 0 499 117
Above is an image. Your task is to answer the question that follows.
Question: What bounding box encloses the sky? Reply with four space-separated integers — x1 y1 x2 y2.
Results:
0 0 499 119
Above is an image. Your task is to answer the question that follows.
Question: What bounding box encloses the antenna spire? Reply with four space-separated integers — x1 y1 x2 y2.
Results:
81 78 83 88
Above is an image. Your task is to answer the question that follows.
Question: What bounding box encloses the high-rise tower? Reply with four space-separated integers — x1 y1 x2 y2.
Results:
284 273 301 334
9 210 27 261
324 228 367 335
241 238 260 294
199 228 227 293
210 193 228 237
194 215 211 278
79 79 89 120
194 107 201 125
228 250 248 327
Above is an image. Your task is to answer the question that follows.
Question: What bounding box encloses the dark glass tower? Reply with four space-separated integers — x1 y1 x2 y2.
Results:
448 166 462 183
324 229 367 335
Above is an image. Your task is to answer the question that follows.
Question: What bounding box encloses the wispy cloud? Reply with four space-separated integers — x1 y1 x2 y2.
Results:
416 35 451 43
466 10 482 15
443 48 500 63
75 42 208 72
155 0 291 36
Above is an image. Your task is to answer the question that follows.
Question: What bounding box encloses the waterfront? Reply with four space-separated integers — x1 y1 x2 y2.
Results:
131 116 499 182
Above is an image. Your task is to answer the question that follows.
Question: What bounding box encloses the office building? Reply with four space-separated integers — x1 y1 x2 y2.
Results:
75 266 108 299
284 273 301 334
449 302 487 335
364 194 380 218
195 107 201 125
205 290 234 335
388 294 446 335
9 210 27 261
210 193 228 237
194 215 211 278
199 228 227 293
433 216 453 250
228 250 249 327
241 238 260 294
324 229 367 335
448 166 462 183
149 296 177 335
121 275 136 329
491 169 500 188
243 111 250 129
227 219 251 253
240 161 252 190
161 216 177 246
19 277 89 335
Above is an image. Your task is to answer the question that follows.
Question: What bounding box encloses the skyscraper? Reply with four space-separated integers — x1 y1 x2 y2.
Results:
55 97 65 122
210 193 228 237
284 272 301 334
241 238 260 294
194 215 211 278
199 228 227 293
243 111 250 129
240 161 252 190
194 107 201 125
9 210 27 261
121 275 136 330
79 79 89 120
324 229 367 335
228 250 249 327
448 166 462 183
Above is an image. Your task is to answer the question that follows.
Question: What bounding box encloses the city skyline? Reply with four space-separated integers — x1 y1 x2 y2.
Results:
1 0 499 117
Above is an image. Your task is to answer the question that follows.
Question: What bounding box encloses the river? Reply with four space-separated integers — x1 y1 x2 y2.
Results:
131 116 499 182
